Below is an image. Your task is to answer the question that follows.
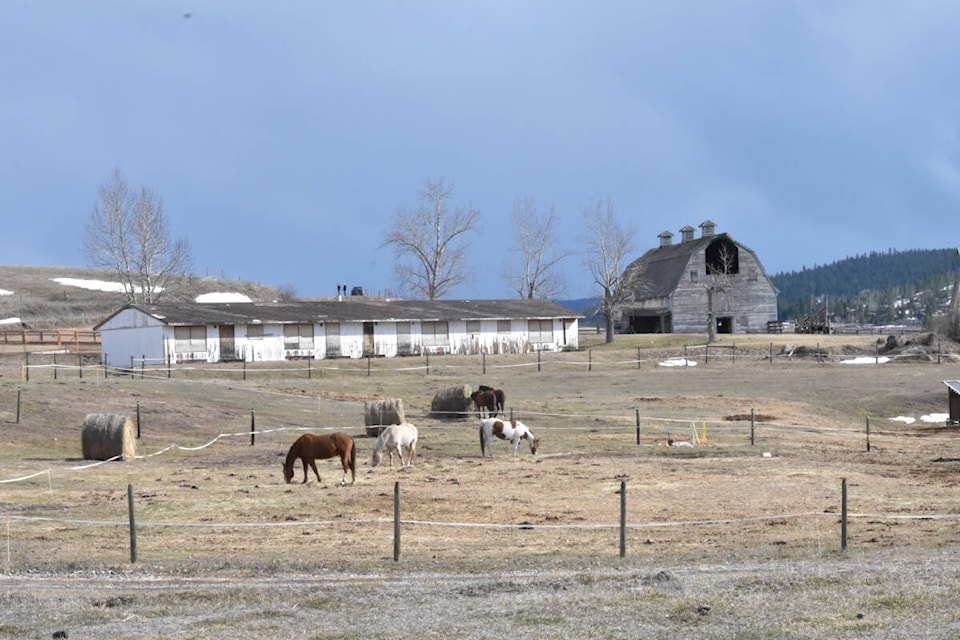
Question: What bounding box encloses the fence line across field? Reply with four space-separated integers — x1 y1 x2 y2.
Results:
10 337 948 383
6 479 960 566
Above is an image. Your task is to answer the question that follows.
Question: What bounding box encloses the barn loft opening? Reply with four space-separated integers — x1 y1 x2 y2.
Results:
705 238 739 275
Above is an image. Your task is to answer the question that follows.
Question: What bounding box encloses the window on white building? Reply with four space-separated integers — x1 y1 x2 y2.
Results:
422 321 449 347
284 324 315 350
174 326 207 353
528 320 554 344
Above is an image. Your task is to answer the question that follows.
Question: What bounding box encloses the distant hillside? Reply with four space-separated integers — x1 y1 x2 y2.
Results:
771 248 960 323
0 265 291 328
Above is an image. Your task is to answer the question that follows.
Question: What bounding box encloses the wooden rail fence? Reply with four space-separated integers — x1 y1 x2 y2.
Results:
0 328 100 352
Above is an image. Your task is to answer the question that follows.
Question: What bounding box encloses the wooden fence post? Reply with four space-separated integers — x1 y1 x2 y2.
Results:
128 484 138 563
16 387 21 424
619 480 627 558
841 478 848 553
250 410 256 446
750 408 755 446
865 416 871 452
136 401 141 439
635 409 641 446
393 481 401 562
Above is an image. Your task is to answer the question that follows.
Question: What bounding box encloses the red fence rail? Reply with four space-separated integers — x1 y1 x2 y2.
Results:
0 328 100 352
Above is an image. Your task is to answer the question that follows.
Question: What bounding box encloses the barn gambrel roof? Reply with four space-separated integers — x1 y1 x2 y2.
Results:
95 299 580 330
623 232 776 299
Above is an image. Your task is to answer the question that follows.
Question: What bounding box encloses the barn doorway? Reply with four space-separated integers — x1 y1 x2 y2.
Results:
627 313 671 334
218 325 236 361
716 316 733 334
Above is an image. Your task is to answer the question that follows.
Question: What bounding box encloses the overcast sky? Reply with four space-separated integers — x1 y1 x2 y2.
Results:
3 1 960 300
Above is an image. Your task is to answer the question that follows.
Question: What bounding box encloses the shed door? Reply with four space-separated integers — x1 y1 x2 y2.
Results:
219 325 236 361
363 322 375 356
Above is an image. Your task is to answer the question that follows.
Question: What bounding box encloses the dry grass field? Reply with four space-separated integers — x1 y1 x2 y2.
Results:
3 332 960 639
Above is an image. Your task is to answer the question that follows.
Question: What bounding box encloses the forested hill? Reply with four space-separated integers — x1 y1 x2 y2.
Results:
772 248 960 322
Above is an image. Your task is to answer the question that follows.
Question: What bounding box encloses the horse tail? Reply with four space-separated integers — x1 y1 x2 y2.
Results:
349 438 357 482
496 389 505 412
479 422 487 457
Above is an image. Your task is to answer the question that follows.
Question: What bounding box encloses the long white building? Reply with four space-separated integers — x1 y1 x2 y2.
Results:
94 299 581 365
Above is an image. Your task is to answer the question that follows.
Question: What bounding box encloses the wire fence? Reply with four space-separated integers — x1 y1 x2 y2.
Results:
8 337 956 383
4 420 960 566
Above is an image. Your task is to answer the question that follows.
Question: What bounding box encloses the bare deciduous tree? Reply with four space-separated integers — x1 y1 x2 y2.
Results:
583 197 636 343
83 169 192 304
505 196 569 299
702 243 734 343
382 178 480 300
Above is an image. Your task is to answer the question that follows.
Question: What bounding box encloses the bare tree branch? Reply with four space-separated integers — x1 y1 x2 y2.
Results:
582 197 636 343
382 178 480 300
505 196 569 299
83 169 192 304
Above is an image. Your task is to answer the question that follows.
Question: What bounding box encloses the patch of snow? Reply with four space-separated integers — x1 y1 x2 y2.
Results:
51 277 144 294
921 413 949 423
890 416 916 424
195 292 252 303
659 358 697 367
840 356 891 364
0 288 13 296
0 317 22 325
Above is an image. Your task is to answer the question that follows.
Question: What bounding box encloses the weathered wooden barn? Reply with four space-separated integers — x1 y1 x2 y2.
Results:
94 299 580 365
618 221 778 334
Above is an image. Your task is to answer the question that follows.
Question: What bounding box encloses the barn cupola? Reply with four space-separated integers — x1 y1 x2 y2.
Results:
700 220 716 238
680 225 695 243
658 230 674 247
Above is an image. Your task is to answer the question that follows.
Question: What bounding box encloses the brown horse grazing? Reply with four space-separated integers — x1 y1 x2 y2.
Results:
282 432 356 486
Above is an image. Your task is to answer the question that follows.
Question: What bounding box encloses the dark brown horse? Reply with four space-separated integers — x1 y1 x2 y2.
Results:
282 432 356 486
471 389 499 417
477 385 506 415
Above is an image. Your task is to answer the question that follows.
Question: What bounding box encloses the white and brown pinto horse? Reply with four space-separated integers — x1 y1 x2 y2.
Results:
479 418 539 458
371 423 418 468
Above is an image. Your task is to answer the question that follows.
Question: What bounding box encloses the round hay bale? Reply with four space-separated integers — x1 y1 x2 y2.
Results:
364 398 406 437
430 384 473 420
81 414 136 461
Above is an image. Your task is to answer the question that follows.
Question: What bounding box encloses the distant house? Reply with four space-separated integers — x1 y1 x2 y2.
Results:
618 221 778 334
94 299 580 365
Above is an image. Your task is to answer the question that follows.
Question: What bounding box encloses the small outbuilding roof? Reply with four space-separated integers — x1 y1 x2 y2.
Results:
95 299 580 329
944 380 960 395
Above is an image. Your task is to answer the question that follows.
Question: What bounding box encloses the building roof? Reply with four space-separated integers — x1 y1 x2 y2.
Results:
623 232 774 299
945 380 960 395
624 235 717 299
95 299 581 329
